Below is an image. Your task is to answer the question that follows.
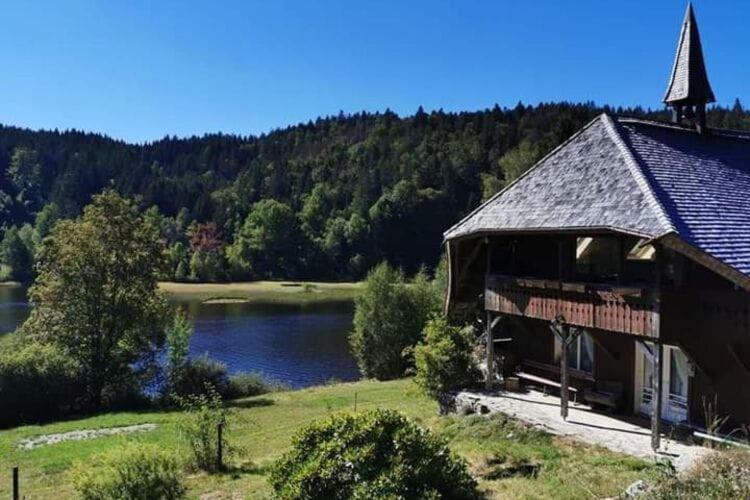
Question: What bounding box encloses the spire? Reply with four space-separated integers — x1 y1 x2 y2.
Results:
664 3 715 105
664 4 714 132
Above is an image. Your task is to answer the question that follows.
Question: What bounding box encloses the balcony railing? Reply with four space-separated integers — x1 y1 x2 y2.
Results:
485 274 658 337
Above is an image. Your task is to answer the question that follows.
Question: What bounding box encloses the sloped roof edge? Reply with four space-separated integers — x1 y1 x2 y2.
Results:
601 114 676 235
443 113 609 241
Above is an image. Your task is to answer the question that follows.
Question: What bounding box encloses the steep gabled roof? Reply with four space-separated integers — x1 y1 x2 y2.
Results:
444 114 750 283
663 3 715 105
444 114 674 241
618 118 750 276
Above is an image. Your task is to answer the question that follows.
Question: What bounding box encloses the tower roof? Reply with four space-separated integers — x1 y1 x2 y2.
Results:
663 3 715 105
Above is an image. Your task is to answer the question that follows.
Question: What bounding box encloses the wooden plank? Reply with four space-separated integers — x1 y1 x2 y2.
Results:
515 371 578 393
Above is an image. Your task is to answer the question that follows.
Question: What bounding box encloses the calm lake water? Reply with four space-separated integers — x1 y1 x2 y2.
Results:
0 285 360 388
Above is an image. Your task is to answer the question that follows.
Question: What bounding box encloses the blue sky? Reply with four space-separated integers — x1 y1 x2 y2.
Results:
0 1 747 143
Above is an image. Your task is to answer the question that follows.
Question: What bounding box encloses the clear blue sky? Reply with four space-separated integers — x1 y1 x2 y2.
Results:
1 1 747 143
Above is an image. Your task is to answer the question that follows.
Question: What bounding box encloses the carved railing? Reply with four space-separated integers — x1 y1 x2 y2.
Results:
485 274 658 337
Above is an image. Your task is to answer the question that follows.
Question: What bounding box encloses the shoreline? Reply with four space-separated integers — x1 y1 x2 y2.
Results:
159 280 361 304
1 280 361 304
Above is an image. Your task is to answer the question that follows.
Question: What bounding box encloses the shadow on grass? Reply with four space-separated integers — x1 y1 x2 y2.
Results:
214 461 274 479
226 398 275 409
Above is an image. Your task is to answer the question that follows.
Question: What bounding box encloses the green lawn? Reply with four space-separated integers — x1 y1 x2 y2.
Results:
0 379 657 499
159 280 361 304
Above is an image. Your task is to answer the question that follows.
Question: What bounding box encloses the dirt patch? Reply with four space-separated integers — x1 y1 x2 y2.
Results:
18 423 157 450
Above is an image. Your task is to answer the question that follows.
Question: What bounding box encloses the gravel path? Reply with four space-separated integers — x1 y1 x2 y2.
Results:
452 389 710 472
18 423 157 450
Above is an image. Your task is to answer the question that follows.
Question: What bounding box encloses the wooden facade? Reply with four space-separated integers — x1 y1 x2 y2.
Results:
446 230 750 450
485 274 658 337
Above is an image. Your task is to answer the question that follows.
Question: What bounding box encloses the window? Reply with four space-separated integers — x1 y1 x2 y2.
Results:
555 331 595 373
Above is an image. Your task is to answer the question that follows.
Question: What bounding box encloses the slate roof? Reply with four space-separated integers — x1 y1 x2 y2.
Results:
663 4 715 105
444 113 750 278
619 119 750 275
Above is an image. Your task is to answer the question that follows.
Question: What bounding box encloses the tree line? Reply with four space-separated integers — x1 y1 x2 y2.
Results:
2 100 750 282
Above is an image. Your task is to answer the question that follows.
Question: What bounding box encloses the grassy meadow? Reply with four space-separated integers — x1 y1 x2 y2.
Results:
0 378 658 499
159 280 361 304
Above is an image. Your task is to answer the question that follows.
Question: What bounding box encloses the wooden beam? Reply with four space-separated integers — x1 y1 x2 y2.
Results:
444 241 454 315
560 323 570 421
486 311 495 390
651 245 663 451
550 318 581 421
660 233 750 292
652 342 664 451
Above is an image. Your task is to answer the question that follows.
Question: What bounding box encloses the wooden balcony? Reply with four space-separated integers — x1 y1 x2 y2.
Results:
485 274 658 337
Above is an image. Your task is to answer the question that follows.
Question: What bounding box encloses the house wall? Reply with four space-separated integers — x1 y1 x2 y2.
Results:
662 295 750 429
449 232 750 428
500 317 636 411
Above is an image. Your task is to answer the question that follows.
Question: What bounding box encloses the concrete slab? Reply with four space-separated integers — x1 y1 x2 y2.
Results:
452 389 711 472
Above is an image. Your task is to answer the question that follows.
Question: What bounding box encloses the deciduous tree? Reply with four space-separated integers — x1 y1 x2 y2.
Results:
21 190 170 409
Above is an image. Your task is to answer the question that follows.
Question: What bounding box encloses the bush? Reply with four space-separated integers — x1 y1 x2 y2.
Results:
350 263 441 379
415 316 480 399
168 355 230 399
226 371 284 399
72 442 186 500
0 341 81 426
646 449 750 499
177 385 233 473
270 408 479 500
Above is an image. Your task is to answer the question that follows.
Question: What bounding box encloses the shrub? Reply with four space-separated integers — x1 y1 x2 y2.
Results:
72 442 186 500
415 316 481 399
177 385 232 472
0 341 81 426
270 408 479 500
226 371 284 398
169 355 230 399
646 449 750 499
350 263 441 379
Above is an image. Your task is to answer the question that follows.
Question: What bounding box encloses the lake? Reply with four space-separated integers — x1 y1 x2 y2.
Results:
0 284 360 388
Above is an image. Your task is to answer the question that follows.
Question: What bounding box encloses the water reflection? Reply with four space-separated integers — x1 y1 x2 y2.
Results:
0 285 360 388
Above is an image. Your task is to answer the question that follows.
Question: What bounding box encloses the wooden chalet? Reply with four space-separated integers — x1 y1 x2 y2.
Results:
444 4 750 450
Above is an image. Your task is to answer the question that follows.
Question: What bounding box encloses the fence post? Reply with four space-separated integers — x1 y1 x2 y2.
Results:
13 466 19 500
216 422 223 472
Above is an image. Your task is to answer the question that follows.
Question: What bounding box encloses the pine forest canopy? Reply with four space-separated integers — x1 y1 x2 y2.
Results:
2 101 750 281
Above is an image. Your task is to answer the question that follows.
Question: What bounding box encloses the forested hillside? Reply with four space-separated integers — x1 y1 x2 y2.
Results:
2 101 750 282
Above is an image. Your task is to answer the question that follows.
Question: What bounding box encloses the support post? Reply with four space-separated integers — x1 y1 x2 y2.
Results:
550 318 581 421
13 466 19 500
651 244 663 452
217 422 224 472
560 325 570 420
652 342 663 451
486 311 495 390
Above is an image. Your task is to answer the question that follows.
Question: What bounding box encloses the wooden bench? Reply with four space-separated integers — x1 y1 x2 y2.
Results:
515 371 579 402
583 381 624 411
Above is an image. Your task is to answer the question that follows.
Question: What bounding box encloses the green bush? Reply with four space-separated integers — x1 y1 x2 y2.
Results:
72 442 186 500
646 449 750 499
350 262 441 379
226 371 285 398
0 341 81 426
177 385 232 473
270 408 479 500
168 355 230 399
414 316 480 399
